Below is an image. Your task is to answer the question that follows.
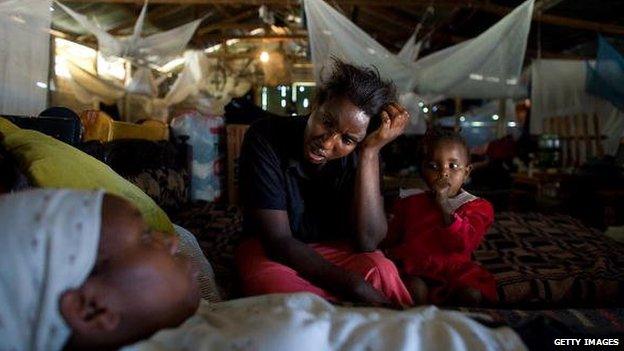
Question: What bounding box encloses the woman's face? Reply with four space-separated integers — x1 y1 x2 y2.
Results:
303 96 370 165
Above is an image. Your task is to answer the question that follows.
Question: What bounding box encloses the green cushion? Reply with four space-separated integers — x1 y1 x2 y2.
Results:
0 118 174 233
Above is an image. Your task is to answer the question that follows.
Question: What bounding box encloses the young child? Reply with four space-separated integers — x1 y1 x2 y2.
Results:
0 189 200 351
384 128 497 306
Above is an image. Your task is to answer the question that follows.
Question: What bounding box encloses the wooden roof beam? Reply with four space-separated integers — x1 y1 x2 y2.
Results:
359 6 416 32
200 33 307 41
59 0 464 5
196 8 258 36
108 4 191 35
534 0 566 13
475 2 624 36
58 0 624 37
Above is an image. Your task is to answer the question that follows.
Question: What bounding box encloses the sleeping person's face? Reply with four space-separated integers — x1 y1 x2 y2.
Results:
60 195 200 350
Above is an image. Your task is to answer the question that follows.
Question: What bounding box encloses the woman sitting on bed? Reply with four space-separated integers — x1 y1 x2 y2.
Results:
0 189 200 351
384 128 497 306
235 59 412 307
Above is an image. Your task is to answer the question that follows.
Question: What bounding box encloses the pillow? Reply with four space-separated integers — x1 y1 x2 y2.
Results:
0 117 19 135
0 118 174 233
174 224 221 303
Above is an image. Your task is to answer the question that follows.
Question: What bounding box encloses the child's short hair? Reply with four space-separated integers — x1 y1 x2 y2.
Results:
421 127 470 163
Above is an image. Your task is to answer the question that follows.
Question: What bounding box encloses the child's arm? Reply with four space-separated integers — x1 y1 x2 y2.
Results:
434 191 455 226
435 199 494 254
431 179 456 226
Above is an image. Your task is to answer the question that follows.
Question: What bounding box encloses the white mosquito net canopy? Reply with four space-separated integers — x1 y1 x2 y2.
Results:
304 0 534 100
54 0 202 66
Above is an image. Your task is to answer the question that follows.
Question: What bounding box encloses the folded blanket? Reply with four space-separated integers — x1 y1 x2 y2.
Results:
124 293 526 351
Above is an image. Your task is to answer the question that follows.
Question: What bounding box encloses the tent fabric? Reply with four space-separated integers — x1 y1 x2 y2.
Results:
304 0 533 99
55 0 201 66
586 36 624 111
531 59 624 155
0 0 51 116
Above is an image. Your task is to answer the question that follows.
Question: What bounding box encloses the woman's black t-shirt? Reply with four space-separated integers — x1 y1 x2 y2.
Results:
239 116 357 243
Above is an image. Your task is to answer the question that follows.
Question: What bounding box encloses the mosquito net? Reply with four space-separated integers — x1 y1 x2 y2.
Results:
54 0 202 66
304 0 533 99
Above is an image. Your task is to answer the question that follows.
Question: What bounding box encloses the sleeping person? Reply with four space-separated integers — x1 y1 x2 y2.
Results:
384 128 498 306
0 189 525 351
0 189 200 351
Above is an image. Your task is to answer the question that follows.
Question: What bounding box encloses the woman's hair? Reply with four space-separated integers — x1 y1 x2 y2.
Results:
315 58 397 133
421 127 470 163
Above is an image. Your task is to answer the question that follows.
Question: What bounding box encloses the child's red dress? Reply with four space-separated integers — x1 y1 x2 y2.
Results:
387 191 498 304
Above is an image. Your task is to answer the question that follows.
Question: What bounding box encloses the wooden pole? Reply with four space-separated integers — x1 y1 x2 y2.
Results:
454 98 461 132
582 113 591 160
497 99 506 138
563 116 572 167
593 113 605 157
574 114 582 166
554 116 564 167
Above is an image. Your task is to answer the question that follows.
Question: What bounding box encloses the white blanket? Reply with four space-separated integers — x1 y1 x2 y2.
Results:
125 293 526 351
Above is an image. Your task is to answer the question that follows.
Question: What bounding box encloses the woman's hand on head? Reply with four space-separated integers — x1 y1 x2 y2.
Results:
361 102 409 152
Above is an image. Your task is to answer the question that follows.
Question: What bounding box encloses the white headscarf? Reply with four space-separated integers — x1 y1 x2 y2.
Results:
0 189 105 351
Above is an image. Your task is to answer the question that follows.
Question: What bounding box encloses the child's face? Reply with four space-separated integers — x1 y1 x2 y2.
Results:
61 195 200 349
422 140 471 198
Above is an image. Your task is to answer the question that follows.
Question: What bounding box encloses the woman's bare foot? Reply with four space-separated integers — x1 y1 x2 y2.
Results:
404 276 428 305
